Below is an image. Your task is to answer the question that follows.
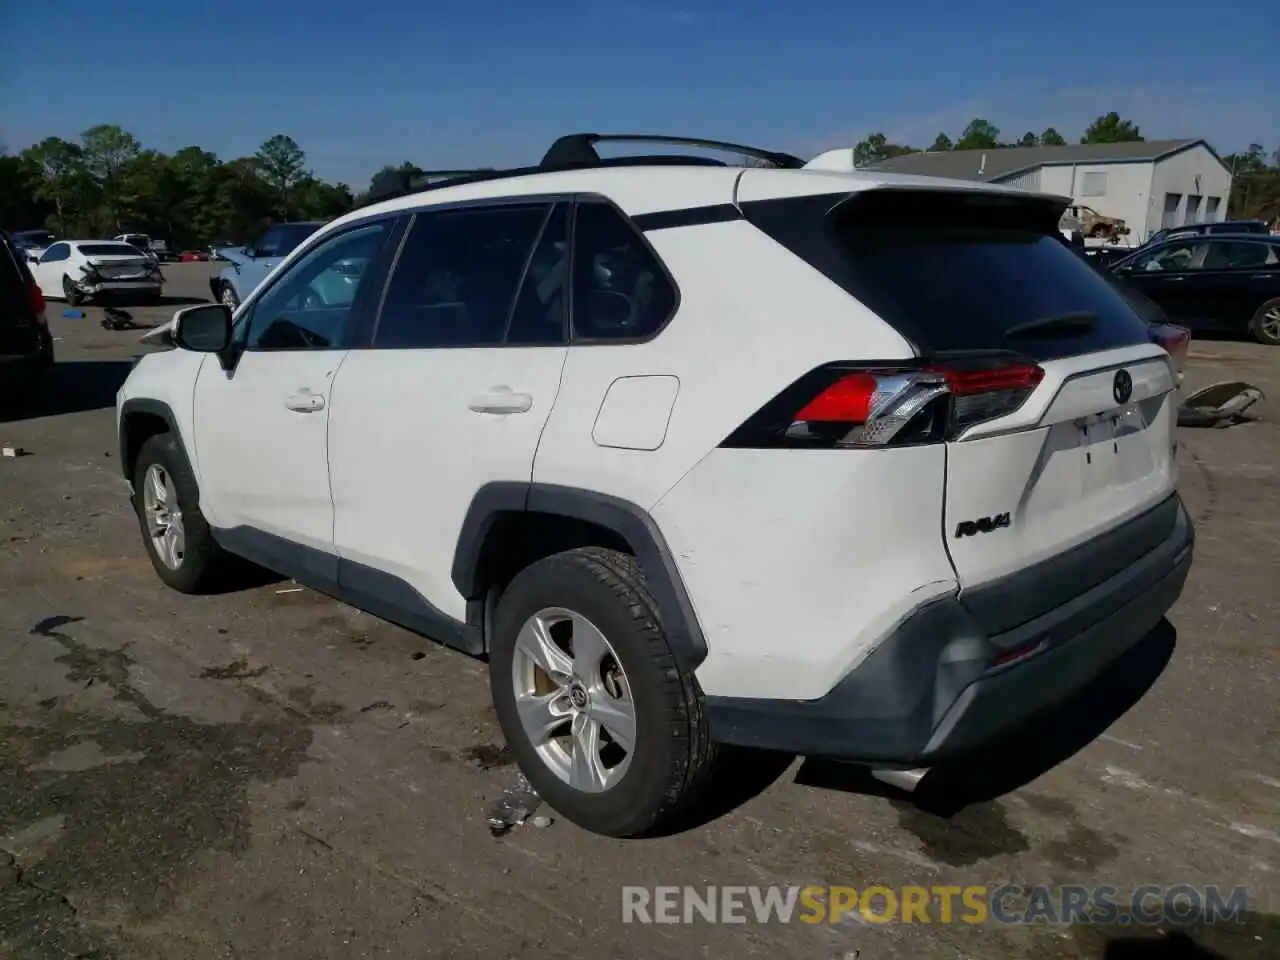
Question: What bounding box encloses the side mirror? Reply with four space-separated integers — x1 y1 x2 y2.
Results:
173 303 232 353
26 251 39 263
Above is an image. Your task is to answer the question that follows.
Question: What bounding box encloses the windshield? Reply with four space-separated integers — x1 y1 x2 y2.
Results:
15 230 55 247
258 223 322 258
78 243 146 257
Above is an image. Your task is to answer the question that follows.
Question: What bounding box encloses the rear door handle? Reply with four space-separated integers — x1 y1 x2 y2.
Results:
284 391 325 413
468 387 533 415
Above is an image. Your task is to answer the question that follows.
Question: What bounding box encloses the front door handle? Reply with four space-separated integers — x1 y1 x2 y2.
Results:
284 391 325 413
468 387 533 415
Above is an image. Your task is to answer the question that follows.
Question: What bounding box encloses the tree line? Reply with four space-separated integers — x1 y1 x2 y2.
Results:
2 115 1278 247
852 112 1280 223
0 126 356 247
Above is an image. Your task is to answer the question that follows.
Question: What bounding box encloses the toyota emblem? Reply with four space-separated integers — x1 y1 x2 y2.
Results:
1113 369 1133 405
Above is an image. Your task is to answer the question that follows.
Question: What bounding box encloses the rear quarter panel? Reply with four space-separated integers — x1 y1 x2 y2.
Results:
531 218 915 510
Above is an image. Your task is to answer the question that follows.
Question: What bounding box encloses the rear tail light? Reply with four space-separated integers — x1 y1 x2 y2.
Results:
1149 323 1190 373
722 358 1043 450
27 281 45 318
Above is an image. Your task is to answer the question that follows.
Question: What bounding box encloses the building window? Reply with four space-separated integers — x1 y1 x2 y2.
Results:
1081 172 1108 197
1185 195 1203 225
1162 193 1183 230
1205 197 1221 221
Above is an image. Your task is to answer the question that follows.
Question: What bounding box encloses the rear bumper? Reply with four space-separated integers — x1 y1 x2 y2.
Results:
80 280 162 294
706 494 1194 764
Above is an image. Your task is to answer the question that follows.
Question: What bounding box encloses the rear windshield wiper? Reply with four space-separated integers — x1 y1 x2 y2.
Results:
1004 311 1096 339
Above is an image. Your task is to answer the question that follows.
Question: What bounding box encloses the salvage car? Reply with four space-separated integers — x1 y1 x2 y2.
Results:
11 229 58 260
118 133 1193 838
209 222 323 310
0 229 54 402
1110 233 1280 344
28 240 165 306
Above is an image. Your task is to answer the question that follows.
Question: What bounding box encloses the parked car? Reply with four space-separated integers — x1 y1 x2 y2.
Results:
1063 203 1129 240
0 230 54 402
11 229 58 260
179 249 210 262
118 133 1193 838
209 222 323 310
1110 234 1280 344
209 240 236 261
28 240 165 306
1144 220 1268 249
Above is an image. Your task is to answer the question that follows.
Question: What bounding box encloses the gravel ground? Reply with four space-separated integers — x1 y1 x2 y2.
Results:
1 262 1277 959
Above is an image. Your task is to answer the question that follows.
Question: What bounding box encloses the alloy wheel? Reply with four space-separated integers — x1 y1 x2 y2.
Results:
511 607 636 793
1263 306 1280 342
142 463 185 570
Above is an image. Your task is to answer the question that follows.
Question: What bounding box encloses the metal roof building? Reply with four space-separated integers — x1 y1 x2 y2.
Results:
867 139 1234 243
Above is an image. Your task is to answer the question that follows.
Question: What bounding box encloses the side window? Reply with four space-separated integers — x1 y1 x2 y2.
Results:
245 221 391 351
571 202 676 341
375 204 549 348
1133 241 1202 273
1205 241 1270 269
41 243 69 263
506 204 569 345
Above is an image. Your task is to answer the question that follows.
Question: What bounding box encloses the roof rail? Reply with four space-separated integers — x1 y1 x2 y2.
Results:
358 133 805 208
540 133 805 170
361 167 496 207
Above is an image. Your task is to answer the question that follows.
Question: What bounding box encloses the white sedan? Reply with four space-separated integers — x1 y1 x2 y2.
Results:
28 240 164 306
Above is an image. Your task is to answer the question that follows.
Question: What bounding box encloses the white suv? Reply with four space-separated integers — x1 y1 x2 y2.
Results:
117 134 1194 838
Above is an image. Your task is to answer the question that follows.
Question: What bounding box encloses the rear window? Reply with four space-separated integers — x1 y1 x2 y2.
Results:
744 190 1151 361
78 243 144 256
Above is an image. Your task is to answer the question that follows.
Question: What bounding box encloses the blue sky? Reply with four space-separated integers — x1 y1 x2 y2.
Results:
2 0 1276 188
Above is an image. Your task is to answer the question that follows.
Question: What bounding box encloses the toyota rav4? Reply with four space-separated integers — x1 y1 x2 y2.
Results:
116 134 1194 838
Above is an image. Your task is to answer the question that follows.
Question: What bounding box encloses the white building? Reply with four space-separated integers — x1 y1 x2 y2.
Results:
868 139 1233 244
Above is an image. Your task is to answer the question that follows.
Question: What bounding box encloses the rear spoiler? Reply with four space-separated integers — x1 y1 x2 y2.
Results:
800 149 1072 211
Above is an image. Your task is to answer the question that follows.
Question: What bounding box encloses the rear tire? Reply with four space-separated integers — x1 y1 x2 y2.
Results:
489 547 716 838
132 433 225 593
1248 298 1280 346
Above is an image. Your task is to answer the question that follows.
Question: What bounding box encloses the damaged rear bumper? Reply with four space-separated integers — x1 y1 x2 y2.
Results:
706 494 1194 764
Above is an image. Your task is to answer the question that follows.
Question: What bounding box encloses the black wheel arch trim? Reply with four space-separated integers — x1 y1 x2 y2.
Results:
117 397 193 489
451 481 708 669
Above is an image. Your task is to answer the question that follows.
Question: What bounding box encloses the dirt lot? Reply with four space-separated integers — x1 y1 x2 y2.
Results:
1 262 1277 959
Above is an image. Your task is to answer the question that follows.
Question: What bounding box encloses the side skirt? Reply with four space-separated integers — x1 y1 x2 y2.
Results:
212 526 483 656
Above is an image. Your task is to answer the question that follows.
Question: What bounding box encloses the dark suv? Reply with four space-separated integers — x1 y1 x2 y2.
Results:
1 230 54 403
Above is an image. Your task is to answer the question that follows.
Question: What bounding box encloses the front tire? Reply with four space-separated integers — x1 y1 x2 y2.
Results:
1248 298 1280 346
219 283 240 311
132 433 224 593
489 547 716 838
62 274 84 307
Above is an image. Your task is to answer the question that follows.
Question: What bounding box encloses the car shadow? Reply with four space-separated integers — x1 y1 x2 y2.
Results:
0 358 135 424
794 619 1177 816
1091 912 1279 959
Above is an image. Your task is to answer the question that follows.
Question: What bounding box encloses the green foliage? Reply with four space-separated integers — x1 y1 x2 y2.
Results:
1080 112 1143 144
955 118 1001 151
8 126 356 246
1223 144 1280 223
851 132 917 167
1040 127 1067 146
928 133 953 152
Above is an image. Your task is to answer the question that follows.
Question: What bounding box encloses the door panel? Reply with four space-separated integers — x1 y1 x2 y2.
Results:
329 202 568 620
194 350 350 563
191 219 397 565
